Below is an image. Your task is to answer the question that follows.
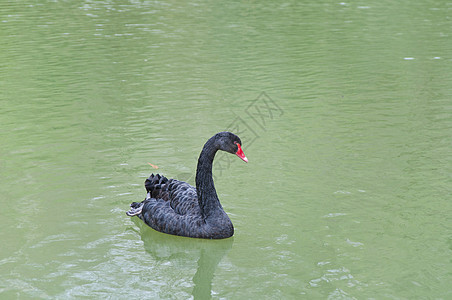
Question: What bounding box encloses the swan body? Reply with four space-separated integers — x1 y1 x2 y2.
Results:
126 132 247 239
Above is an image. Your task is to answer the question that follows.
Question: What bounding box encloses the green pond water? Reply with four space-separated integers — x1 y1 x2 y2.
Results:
1 1 451 299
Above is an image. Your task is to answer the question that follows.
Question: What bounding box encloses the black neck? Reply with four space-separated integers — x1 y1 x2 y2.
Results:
195 136 223 218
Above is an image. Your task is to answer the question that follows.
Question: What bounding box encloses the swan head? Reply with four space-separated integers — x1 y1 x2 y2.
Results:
215 132 248 163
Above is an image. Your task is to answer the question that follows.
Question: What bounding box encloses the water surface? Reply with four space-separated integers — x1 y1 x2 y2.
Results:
1 1 451 298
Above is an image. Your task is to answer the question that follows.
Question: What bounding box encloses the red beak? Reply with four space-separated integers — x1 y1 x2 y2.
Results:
235 143 248 163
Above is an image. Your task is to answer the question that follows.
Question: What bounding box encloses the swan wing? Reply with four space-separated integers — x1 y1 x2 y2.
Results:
144 174 200 216
140 198 207 237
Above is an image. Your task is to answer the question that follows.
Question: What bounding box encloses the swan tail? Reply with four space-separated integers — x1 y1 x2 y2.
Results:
126 201 144 217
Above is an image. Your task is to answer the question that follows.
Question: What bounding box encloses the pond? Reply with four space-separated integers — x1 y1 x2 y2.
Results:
1 1 451 298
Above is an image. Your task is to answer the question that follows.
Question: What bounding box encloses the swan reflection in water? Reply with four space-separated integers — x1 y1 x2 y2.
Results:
129 217 233 299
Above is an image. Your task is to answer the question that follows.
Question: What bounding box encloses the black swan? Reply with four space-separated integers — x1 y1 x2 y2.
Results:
126 132 248 239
